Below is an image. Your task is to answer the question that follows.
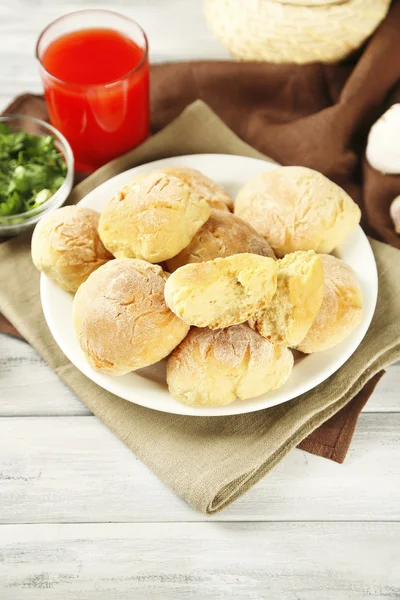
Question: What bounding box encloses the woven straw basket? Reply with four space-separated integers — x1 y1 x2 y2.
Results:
204 0 391 64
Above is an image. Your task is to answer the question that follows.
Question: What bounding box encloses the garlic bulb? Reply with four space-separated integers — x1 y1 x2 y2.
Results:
390 196 400 234
366 104 400 174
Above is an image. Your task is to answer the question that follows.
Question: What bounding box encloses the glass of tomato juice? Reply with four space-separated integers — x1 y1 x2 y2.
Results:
36 10 149 172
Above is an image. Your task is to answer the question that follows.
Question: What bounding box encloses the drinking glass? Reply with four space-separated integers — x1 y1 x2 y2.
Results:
36 10 149 171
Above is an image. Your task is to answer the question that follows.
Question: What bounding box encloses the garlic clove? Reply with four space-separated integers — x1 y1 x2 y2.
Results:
390 195 400 234
366 104 400 174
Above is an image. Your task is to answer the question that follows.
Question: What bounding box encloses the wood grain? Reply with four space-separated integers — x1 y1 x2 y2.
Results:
0 335 86 416
0 523 398 600
1 414 399 523
1 335 399 415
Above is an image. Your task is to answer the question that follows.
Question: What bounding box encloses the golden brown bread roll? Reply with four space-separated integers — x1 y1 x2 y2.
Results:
166 209 276 272
167 324 294 406
164 253 277 329
31 206 112 293
156 166 233 211
98 172 211 263
295 254 363 353
249 250 324 346
234 166 361 257
73 258 190 375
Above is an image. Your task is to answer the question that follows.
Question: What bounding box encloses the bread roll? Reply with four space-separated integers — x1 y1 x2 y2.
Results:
235 166 361 257
31 206 112 293
73 258 190 375
167 324 294 406
98 172 211 263
156 166 233 211
249 250 324 346
164 253 277 329
295 254 363 353
166 209 275 272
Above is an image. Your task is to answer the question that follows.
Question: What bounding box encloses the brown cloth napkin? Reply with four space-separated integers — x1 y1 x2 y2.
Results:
0 95 385 465
1 102 400 514
151 0 400 249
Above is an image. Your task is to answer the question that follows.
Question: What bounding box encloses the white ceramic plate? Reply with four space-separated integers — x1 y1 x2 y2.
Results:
41 154 378 417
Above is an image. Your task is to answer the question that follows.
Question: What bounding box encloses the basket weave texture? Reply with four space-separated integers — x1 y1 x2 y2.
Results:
204 0 391 64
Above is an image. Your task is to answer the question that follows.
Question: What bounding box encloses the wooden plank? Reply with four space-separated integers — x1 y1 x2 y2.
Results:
1 335 399 416
0 336 89 416
0 414 399 523
0 522 398 600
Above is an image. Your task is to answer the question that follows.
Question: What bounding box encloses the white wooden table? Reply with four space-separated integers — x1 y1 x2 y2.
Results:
1 1 399 598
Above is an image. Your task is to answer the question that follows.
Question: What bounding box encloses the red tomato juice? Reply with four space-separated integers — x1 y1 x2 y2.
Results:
41 28 149 171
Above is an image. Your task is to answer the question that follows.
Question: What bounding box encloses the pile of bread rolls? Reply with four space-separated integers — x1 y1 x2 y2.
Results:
31 165 363 407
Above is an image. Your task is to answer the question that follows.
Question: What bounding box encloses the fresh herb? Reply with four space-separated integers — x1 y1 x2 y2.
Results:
0 123 67 219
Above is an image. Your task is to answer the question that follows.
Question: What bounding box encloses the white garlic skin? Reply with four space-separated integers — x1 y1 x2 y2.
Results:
390 195 400 234
366 104 400 174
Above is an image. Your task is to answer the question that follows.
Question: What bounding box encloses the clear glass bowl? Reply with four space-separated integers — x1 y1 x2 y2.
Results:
0 114 74 236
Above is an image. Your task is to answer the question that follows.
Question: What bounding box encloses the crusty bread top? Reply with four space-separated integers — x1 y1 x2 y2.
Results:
73 258 189 375
167 209 275 272
31 205 112 293
155 166 233 212
234 166 361 256
295 254 363 353
167 324 294 406
98 172 211 263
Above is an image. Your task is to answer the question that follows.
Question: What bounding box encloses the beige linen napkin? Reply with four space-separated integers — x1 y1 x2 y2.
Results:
1 101 399 514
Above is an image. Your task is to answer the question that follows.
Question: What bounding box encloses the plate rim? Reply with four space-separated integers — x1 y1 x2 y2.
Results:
40 153 378 417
